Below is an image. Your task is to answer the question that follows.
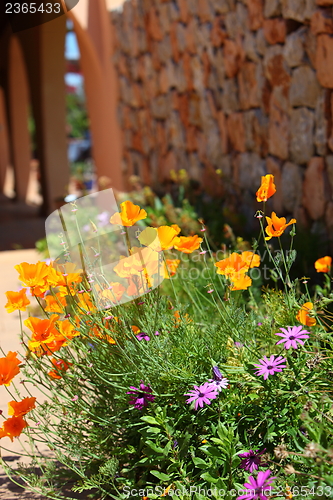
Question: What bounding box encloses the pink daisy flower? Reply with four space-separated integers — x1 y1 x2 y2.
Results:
275 325 309 349
238 449 267 472
185 382 218 410
237 470 276 500
254 355 287 380
127 381 155 410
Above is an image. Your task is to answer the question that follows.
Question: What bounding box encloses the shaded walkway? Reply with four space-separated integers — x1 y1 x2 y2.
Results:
0 196 45 251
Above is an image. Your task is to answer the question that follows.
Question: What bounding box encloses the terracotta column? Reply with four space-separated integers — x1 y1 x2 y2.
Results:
0 87 11 194
66 0 124 191
8 36 31 201
38 16 69 213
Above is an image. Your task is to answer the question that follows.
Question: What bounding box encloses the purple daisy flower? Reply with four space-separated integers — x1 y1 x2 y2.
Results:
237 470 276 500
185 382 218 410
275 325 309 349
208 366 229 392
127 381 155 410
254 355 287 380
238 449 267 472
135 332 150 341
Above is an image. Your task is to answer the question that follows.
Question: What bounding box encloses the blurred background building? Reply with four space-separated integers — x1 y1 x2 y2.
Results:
0 0 124 219
1 0 333 250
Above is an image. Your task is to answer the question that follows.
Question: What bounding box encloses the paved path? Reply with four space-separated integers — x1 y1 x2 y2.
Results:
0 250 52 499
0 250 93 500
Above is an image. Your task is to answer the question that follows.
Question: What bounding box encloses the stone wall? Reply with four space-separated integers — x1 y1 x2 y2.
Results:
110 0 333 238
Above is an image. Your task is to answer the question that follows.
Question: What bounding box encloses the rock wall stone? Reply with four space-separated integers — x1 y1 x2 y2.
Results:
110 0 333 239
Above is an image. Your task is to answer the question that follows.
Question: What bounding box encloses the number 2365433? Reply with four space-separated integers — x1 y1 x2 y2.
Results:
5 3 62 14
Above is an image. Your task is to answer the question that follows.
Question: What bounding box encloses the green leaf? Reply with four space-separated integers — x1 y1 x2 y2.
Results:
193 457 209 468
211 438 224 446
200 472 219 483
248 393 259 401
163 441 172 456
146 426 161 434
202 446 222 458
141 416 160 425
150 470 170 481
145 440 164 454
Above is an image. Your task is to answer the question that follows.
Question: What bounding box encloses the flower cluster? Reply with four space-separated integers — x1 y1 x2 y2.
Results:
214 251 260 290
185 366 229 410
0 396 36 441
0 177 329 499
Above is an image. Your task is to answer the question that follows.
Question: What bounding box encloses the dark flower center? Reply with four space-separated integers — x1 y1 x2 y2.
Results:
289 336 295 340
267 365 273 369
198 392 205 397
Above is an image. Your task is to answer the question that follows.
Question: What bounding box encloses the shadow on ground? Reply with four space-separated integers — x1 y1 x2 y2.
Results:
0 196 45 251
0 455 99 500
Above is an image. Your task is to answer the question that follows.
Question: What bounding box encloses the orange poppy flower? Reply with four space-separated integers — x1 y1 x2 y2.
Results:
265 212 296 241
127 278 139 297
241 251 261 269
0 352 21 386
113 255 140 279
53 261 83 276
101 282 126 304
56 319 80 343
126 276 152 297
296 302 316 327
230 273 252 291
114 247 161 281
44 293 67 313
47 262 82 291
30 338 66 357
0 416 28 441
256 174 276 202
46 265 65 288
8 397 36 417
58 272 82 297
215 252 249 277
157 225 181 250
173 235 203 254
89 325 116 345
164 259 181 279
5 289 30 313
76 292 96 313
48 358 73 379
131 246 161 277
314 256 332 273
138 225 181 252
110 200 147 227
14 261 50 297
24 315 60 349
